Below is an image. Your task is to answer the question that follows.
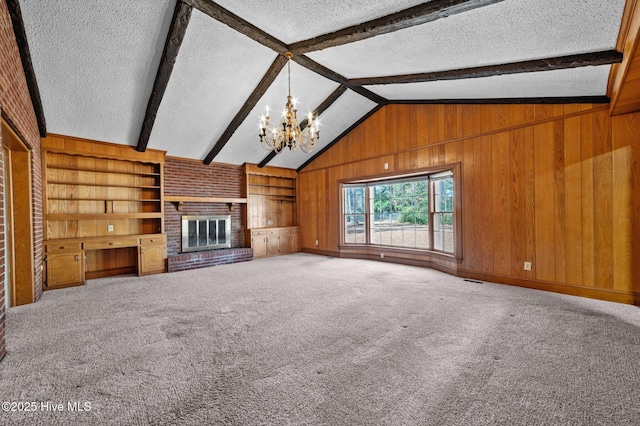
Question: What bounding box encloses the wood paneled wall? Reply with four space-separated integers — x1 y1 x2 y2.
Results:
298 104 640 304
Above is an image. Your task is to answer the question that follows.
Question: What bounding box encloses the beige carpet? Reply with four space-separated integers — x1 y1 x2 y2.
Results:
1 253 639 425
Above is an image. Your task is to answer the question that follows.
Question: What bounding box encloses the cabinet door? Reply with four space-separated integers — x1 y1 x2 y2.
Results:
290 233 301 253
279 232 291 254
266 236 280 256
139 245 166 276
252 236 267 257
46 252 84 289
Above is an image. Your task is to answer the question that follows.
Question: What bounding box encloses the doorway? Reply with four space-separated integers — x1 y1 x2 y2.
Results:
1 119 34 306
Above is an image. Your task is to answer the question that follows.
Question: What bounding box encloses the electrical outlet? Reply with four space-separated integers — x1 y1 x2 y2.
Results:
384 162 389 170
315 240 319 246
524 262 532 271
268 220 273 225
107 224 114 232
380 253 385 259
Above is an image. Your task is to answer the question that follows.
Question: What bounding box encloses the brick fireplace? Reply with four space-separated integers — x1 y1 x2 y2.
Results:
164 158 253 272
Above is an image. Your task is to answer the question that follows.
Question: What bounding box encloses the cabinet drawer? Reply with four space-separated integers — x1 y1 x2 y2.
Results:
46 242 82 253
252 230 267 236
140 235 166 246
84 238 139 250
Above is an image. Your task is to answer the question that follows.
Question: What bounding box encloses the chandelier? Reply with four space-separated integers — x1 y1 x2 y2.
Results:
259 52 319 154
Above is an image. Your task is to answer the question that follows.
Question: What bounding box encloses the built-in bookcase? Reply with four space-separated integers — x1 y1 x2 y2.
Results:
41 135 167 290
44 151 163 239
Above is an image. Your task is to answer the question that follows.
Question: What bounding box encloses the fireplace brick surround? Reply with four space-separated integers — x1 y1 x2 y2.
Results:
164 158 252 271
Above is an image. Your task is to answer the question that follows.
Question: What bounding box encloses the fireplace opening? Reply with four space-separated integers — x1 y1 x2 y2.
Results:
181 215 231 252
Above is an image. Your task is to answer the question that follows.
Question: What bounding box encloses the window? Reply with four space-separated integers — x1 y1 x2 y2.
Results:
342 170 456 254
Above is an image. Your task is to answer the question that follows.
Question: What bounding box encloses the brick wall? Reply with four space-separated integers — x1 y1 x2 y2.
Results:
164 157 251 269
0 0 44 361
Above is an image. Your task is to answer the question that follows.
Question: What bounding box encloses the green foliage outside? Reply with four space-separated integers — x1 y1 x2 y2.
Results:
372 178 453 225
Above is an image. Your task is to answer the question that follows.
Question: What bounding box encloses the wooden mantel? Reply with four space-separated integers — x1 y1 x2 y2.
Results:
165 195 247 211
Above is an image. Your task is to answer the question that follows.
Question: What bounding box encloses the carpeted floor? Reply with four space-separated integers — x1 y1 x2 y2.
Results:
1 253 639 425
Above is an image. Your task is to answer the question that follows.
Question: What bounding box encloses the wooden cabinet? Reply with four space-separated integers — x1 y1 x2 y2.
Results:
244 164 300 258
266 230 281 256
45 243 84 289
290 228 301 253
245 164 297 230
250 230 267 257
41 136 167 288
246 227 300 258
139 235 166 275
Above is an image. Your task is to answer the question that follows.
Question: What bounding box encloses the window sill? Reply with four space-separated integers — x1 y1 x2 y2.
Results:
338 244 462 264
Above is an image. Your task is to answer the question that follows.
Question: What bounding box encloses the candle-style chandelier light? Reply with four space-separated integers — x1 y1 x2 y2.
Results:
259 52 319 154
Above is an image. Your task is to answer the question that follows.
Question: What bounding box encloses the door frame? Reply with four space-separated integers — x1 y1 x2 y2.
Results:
1 118 34 306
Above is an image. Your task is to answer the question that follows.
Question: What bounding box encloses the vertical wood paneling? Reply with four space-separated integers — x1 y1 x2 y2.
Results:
492 131 510 275
524 123 536 280
564 113 583 285
593 111 613 289
580 110 595 287
533 123 556 282
297 104 640 303
611 114 635 293
462 138 478 271
553 121 566 283
479 135 493 273
510 128 526 277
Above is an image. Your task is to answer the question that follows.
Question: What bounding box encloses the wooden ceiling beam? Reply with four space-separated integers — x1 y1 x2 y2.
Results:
203 55 288 164
184 0 289 55
293 55 387 105
349 50 624 86
290 0 506 54
5 0 47 137
136 1 192 152
258 85 348 168
296 104 384 172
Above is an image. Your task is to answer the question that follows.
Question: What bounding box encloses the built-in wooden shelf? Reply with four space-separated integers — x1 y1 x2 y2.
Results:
165 195 248 211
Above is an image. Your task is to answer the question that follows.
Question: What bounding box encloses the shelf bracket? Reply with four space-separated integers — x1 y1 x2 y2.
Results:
227 202 235 211
177 201 184 212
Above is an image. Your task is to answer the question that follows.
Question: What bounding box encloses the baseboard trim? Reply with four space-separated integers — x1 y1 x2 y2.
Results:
457 269 640 306
301 247 640 306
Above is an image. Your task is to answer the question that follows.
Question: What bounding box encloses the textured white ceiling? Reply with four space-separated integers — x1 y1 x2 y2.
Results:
214 60 340 166
366 65 613 100
307 0 626 78
147 10 277 160
212 0 427 44
268 90 378 169
17 0 628 169
19 0 175 145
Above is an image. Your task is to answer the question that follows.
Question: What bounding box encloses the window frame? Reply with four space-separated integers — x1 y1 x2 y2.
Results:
339 163 462 261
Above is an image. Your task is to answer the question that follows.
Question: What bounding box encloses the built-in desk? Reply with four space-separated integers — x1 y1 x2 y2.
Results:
44 234 167 290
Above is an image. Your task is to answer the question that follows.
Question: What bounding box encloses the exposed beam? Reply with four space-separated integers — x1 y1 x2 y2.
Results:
290 0 506 54
203 55 289 164
183 0 289 55
5 0 47 137
388 96 612 105
258 85 348 168
296 104 384 173
136 1 192 152
350 50 624 86
293 55 388 105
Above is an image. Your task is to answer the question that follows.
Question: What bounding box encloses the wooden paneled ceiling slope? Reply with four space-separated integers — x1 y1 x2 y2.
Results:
14 0 627 170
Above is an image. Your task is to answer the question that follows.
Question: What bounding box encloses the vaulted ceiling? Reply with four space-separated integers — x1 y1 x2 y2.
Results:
17 0 627 170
